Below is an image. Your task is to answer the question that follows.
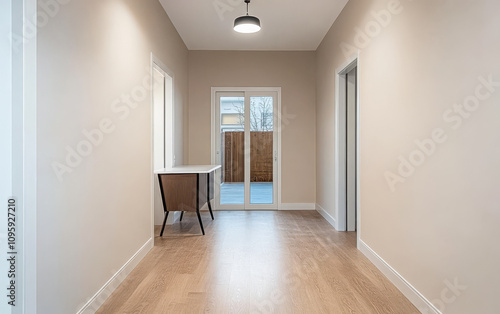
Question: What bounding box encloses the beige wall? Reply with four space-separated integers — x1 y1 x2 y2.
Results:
317 0 500 313
188 51 316 204
36 0 188 312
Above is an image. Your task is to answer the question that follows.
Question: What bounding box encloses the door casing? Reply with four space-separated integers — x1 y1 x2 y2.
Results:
151 54 176 229
334 53 361 235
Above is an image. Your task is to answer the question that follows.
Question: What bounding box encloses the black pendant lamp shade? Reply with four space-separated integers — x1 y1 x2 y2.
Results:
234 0 261 33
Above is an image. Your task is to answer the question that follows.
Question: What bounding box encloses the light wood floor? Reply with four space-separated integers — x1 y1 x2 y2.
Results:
97 211 418 313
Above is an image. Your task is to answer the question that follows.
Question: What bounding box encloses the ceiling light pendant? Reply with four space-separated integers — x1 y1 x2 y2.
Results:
234 0 261 33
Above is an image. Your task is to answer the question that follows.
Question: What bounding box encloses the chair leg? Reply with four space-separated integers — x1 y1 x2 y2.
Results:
160 211 169 236
196 210 205 235
208 200 214 220
180 211 184 222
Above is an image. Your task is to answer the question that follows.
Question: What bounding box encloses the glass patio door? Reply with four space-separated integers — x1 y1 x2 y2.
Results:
214 90 278 210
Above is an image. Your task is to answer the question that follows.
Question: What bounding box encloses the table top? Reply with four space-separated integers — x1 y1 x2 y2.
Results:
154 165 221 174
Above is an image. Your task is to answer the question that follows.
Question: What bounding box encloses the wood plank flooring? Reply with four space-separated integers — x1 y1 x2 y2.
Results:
97 211 418 314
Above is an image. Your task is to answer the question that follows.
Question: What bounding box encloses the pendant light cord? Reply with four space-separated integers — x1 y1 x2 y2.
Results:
245 0 250 15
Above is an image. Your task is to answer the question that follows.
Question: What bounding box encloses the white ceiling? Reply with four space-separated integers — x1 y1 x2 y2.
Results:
158 0 349 51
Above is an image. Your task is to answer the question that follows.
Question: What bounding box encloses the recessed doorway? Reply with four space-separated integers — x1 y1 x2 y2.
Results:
151 56 175 226
335 58 359 232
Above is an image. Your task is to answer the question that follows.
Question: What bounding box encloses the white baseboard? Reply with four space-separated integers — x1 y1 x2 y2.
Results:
358 239 440 314
77 238 154 314
279 203 316 210
315 204 337 229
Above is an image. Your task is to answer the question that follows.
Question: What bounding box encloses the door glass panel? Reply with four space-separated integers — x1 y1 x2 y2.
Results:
220 97 245 204
249 96 274 204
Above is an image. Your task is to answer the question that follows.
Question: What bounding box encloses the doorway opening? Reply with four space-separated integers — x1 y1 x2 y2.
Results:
211 88 281 210
335 57 359 232
151 56 175 227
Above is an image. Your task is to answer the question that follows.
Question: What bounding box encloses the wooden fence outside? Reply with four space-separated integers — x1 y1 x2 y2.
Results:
222 131 273 183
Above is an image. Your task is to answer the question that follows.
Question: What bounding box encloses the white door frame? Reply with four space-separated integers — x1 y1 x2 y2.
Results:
346 66 357 232
150 54 176 233
0 3 13 312
9 0 39 312
334 53 361 236
211 87 282 210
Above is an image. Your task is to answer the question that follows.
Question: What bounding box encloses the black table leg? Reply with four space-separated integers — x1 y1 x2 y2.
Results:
180 211 184 221
207 172 214 220
158 174 169 237
208 201 214 220
196 210 205 235
160 211 169 236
